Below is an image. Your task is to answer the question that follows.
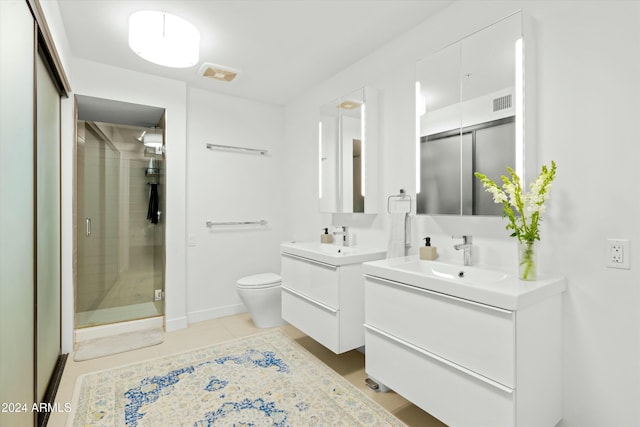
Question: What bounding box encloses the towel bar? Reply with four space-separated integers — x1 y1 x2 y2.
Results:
206 143 268 155
387 189 412 253
387 189 412 214
206 220 268 227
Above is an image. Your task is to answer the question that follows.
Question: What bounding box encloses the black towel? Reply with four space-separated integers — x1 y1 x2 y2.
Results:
147 183 159 224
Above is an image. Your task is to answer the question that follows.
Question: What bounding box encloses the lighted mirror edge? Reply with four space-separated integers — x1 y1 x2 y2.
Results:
415 81 421 194
361 104 366 197
515 37 524 180
318 121 322 199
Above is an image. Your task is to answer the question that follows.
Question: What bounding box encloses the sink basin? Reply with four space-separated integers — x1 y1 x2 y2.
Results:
318 245 358 256
280 241 386 266
398 260 509 286
363 256 566 310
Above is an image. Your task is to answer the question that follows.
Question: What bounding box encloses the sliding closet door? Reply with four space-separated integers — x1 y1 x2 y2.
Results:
0 1 36 426
36 52 61 402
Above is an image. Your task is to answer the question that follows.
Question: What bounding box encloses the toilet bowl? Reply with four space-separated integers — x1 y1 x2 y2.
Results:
236 273 285 328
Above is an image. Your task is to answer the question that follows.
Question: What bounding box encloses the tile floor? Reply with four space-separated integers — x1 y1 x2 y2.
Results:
49 313 446 427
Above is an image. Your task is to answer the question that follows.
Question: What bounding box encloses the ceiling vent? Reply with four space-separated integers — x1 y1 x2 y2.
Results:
198 63 239 82
492 94 512 112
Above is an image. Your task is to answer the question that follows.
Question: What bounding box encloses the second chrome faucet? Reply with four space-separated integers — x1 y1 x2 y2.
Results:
453 235 473 266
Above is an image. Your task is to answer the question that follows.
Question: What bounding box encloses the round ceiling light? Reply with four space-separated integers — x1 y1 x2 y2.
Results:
128 10 200 68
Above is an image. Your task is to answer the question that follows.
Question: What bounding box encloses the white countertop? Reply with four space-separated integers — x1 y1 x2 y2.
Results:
363 255 566 310
280 241 386 266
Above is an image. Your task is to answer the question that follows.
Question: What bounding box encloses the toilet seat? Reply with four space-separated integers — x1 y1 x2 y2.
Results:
237 273 281 289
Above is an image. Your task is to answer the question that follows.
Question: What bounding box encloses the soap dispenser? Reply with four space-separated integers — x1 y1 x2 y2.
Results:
321 228 333 244
420 237 438 260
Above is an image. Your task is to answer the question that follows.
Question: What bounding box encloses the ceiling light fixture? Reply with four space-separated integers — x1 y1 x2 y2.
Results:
128 10 200 68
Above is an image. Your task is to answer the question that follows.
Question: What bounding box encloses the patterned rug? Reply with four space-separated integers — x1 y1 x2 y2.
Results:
68 330 405 426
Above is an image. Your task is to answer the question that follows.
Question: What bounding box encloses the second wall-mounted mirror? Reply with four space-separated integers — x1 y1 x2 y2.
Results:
416 11 532 216
319 87 378 214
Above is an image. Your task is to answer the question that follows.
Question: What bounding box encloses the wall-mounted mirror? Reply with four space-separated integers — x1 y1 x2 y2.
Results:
319 87 378 213
416 11 532 216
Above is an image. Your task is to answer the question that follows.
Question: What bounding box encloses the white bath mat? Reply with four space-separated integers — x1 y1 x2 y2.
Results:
73 328 163 361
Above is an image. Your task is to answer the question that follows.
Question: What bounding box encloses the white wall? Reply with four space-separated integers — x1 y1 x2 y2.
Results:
185 87 285 323
283 1 640 426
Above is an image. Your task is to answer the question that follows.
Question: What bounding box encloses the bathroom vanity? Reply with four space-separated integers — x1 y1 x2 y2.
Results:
280 241 385 353
363 256 566 427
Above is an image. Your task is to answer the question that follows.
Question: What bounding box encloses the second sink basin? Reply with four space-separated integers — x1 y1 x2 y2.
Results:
281 241 386 266
398 259 509 285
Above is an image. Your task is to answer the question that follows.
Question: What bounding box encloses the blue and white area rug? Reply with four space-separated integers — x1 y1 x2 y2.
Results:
68 330 405 426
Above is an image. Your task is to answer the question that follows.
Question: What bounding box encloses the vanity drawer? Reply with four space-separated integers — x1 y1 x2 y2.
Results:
365 275 515 387
365 326 514 427
281 287 340 353
281 253 339 308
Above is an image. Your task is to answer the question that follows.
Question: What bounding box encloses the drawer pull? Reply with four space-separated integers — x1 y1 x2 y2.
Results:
281 252 339 270
365 274 513 315
364 324 513 394
282 286 338 314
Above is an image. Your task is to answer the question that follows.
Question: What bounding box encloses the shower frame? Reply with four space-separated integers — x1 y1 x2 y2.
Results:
73 97 166 330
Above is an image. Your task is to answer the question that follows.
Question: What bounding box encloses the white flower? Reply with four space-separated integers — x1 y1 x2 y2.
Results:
487 187 507 203
502 183 518 208
475 160 557 245
494 192 508 203
526 203 545 214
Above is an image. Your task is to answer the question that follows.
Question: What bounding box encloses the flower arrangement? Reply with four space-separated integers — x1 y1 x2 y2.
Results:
474 161 557 280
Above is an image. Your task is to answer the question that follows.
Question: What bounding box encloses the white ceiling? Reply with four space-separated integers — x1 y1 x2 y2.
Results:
57 0 453 106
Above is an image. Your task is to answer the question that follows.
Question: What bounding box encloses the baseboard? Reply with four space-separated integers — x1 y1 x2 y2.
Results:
165 315 188 332
187 304 246 325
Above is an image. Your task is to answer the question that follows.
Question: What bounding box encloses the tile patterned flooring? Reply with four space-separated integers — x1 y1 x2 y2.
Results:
49 313 446 426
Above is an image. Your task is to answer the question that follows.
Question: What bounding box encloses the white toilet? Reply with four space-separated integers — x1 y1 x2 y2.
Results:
236 273 285 328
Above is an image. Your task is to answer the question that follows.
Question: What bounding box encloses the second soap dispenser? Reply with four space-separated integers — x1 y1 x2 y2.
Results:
420 237 438 260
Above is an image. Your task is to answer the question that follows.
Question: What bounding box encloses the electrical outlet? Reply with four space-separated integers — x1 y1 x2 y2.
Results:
154 289 163 301
606 239 630 269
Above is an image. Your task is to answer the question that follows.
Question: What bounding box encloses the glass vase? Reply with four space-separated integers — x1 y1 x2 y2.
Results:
518 240 537 281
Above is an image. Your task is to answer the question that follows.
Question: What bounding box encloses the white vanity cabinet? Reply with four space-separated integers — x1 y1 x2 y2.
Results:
279 242 385 354
280 253 367 354
363 270 566 427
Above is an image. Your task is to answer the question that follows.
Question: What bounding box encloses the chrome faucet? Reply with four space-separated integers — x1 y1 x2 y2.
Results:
453 235 473 266
334 225 350 247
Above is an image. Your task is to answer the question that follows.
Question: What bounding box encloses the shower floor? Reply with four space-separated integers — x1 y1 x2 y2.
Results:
76 301 162 328
97 270 161 309
76 270 163 328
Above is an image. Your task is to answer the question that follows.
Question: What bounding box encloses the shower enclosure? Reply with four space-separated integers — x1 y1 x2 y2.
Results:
75 114 165 328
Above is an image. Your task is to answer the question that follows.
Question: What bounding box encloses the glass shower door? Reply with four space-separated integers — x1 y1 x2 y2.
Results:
75 120 164 328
